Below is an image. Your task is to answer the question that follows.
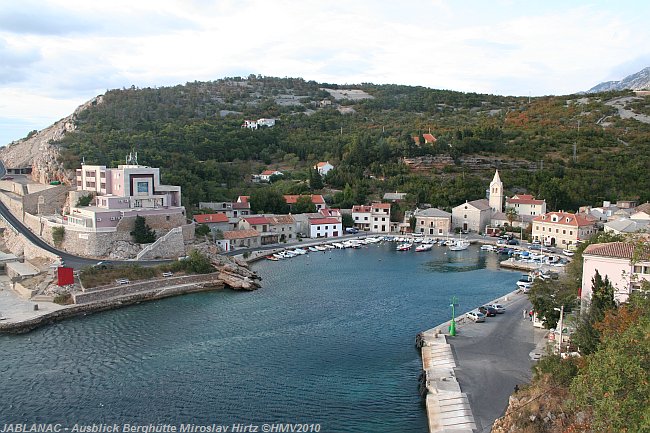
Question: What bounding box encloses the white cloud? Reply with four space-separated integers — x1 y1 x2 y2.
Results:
1 0 649 144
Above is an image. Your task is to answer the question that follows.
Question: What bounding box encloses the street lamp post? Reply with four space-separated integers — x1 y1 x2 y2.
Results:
449 296 459 336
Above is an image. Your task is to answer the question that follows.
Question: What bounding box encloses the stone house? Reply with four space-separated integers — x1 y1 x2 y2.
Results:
413 208 452 237
223 229 261 249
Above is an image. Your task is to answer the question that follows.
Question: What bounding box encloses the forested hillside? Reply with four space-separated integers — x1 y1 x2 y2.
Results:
54 75 650 212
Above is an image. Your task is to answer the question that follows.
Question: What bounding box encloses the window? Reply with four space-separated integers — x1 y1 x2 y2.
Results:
563 230 566 234
633 265 643 274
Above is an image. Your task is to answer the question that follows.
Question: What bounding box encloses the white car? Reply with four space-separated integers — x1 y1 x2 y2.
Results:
516 280 532 291
467 311 486 322
489 303 506 314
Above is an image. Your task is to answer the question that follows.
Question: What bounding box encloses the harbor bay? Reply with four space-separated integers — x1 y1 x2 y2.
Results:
1 243 521 432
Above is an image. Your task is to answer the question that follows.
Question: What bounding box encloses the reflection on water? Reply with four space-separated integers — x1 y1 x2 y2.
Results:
0 242 520 433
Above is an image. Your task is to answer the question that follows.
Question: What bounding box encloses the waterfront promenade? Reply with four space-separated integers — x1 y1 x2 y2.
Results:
420 289 548 433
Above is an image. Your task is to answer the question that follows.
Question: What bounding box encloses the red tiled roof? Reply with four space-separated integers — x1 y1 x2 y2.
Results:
320 208 340 217
507 194 545 205
193 213 228 224
533 211 595 227
223 229 260 239
316 162 330 167
237 196 249 204
352 205 372 213
372 202 391 209
243 216 271 225
270 215 295 224
309 218 341 225
261 170 277 176
283 194 325 205
423 133 437 143
584 242 650 260
232 202 250 209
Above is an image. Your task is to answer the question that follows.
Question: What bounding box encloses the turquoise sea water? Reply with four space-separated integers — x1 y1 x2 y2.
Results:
0 243 520 432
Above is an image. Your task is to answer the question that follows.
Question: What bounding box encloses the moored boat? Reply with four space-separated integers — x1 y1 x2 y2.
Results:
396 243 412 251
415 243 433 252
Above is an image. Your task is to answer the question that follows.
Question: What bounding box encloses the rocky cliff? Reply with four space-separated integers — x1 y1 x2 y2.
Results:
0 96 103 184
587 66 650 93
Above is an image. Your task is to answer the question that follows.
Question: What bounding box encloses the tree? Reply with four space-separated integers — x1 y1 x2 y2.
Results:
249 188 289 214
52 226 65 246
130 215 156 243
527 278 576 329
292 195 316 214
195 224 211 237
573 270 617 355
505 207 518 227
570 301 650 432
342 213 354 228
76 194 93 207
309 168 323 190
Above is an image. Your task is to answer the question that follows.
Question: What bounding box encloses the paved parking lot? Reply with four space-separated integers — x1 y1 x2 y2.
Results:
448 291 548 432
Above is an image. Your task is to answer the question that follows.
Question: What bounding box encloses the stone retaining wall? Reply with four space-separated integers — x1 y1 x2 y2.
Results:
73 273 223 304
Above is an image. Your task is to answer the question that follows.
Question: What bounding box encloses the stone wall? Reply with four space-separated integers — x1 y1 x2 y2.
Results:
0 220 59 262
73 273 223 304
23 185 74 215
137 227 185 260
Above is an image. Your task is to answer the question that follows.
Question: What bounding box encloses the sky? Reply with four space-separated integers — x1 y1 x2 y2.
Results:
1 0 649 146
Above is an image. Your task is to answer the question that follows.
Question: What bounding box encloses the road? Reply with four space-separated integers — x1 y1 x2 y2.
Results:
0 161 168 269
449 292 547 432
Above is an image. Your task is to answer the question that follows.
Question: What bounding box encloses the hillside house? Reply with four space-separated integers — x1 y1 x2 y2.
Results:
256 170 283 182
193 213 231 233
314 161 334 176
581 242 650 307
223 229 260 248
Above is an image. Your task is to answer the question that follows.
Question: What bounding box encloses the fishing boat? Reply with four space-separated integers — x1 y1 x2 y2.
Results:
396 243 412 251
266 255 279 261
415 243 433 252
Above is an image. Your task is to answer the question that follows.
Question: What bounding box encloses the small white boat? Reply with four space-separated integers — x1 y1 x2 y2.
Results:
448 239 470 251
415 244 433 252
315 245 328 251
333 242 345 249
480 245 495 251
396 243 412 251
308 246 319 252
293 248 307 255
273 253 285 259
266 255 279 261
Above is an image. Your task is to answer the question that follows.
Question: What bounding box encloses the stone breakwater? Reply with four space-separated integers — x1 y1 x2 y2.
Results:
0 274 225 334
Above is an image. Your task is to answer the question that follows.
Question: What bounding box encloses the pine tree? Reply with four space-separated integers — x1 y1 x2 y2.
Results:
130 215 156 244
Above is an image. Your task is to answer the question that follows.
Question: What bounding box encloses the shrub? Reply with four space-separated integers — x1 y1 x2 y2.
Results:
52 226 65 246
533 354 578 386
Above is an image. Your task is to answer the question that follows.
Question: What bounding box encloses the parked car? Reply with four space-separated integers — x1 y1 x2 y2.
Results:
467 311 486 322
489 303 506 314
516 280 533 291
479 305 497 317
345 227 359 234
508 239 519 245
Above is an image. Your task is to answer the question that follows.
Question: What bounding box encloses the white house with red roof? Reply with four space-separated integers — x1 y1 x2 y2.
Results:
532 211 597 247
506 194 546 217
352 205 372 232
581 241 650 306
371 202 391 233
257 170 283 182
314 161 334 176
193 212 232 232
308 217 342 238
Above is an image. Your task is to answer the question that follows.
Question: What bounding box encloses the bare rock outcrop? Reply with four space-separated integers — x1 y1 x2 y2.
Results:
188 241 261 291
0 96 103 184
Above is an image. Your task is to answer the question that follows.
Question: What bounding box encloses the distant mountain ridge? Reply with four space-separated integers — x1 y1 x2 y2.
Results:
587 66 650 93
